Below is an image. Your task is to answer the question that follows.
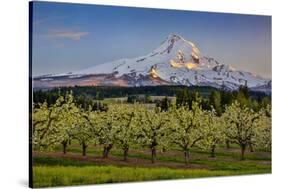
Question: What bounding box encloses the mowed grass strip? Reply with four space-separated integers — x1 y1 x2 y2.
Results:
33 165 268 188
33 156 271 188
33 144 271 188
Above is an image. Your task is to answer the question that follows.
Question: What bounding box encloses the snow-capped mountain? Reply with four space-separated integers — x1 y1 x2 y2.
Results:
34 34 271 92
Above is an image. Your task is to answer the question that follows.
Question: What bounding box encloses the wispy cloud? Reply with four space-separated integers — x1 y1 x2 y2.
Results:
48 30 90 40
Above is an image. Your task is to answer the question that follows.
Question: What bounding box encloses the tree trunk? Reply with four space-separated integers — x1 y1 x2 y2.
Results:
62 141 67 154
103 144 113 158
82 142 87 156
102 147 107 158
226 140 230 149
241 144 246 160
210 145 216 158
151 147 156 163
123 147 129 161
249 143 254 152
184 149 190 165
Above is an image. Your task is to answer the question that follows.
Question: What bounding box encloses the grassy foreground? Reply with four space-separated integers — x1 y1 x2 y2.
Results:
33 165 265 188
33 165 225 187
32 143 271 187
33 154 271 188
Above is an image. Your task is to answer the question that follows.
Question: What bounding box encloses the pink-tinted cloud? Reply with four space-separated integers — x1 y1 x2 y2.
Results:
49 30 90 40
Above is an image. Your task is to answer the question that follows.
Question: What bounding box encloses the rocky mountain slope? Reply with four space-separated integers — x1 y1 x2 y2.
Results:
34 34 271 92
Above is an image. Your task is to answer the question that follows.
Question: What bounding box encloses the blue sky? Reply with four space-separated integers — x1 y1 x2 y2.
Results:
32 1 271 78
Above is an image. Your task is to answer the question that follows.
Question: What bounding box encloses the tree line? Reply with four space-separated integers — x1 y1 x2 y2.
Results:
33 85 270 105
172 86 270 115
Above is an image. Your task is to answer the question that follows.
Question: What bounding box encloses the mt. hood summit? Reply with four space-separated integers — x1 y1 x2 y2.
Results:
34 34 271 92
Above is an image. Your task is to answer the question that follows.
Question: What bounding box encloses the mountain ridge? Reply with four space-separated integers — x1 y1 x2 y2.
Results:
34 34 271 92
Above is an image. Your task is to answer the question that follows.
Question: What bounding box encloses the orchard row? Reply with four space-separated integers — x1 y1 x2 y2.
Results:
32 93 271 164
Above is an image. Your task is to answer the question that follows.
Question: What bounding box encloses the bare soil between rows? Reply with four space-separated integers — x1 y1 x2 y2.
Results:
33 151 211 170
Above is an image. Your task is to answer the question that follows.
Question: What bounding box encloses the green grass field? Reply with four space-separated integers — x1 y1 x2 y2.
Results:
33 164 269 188
33 144 271 187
